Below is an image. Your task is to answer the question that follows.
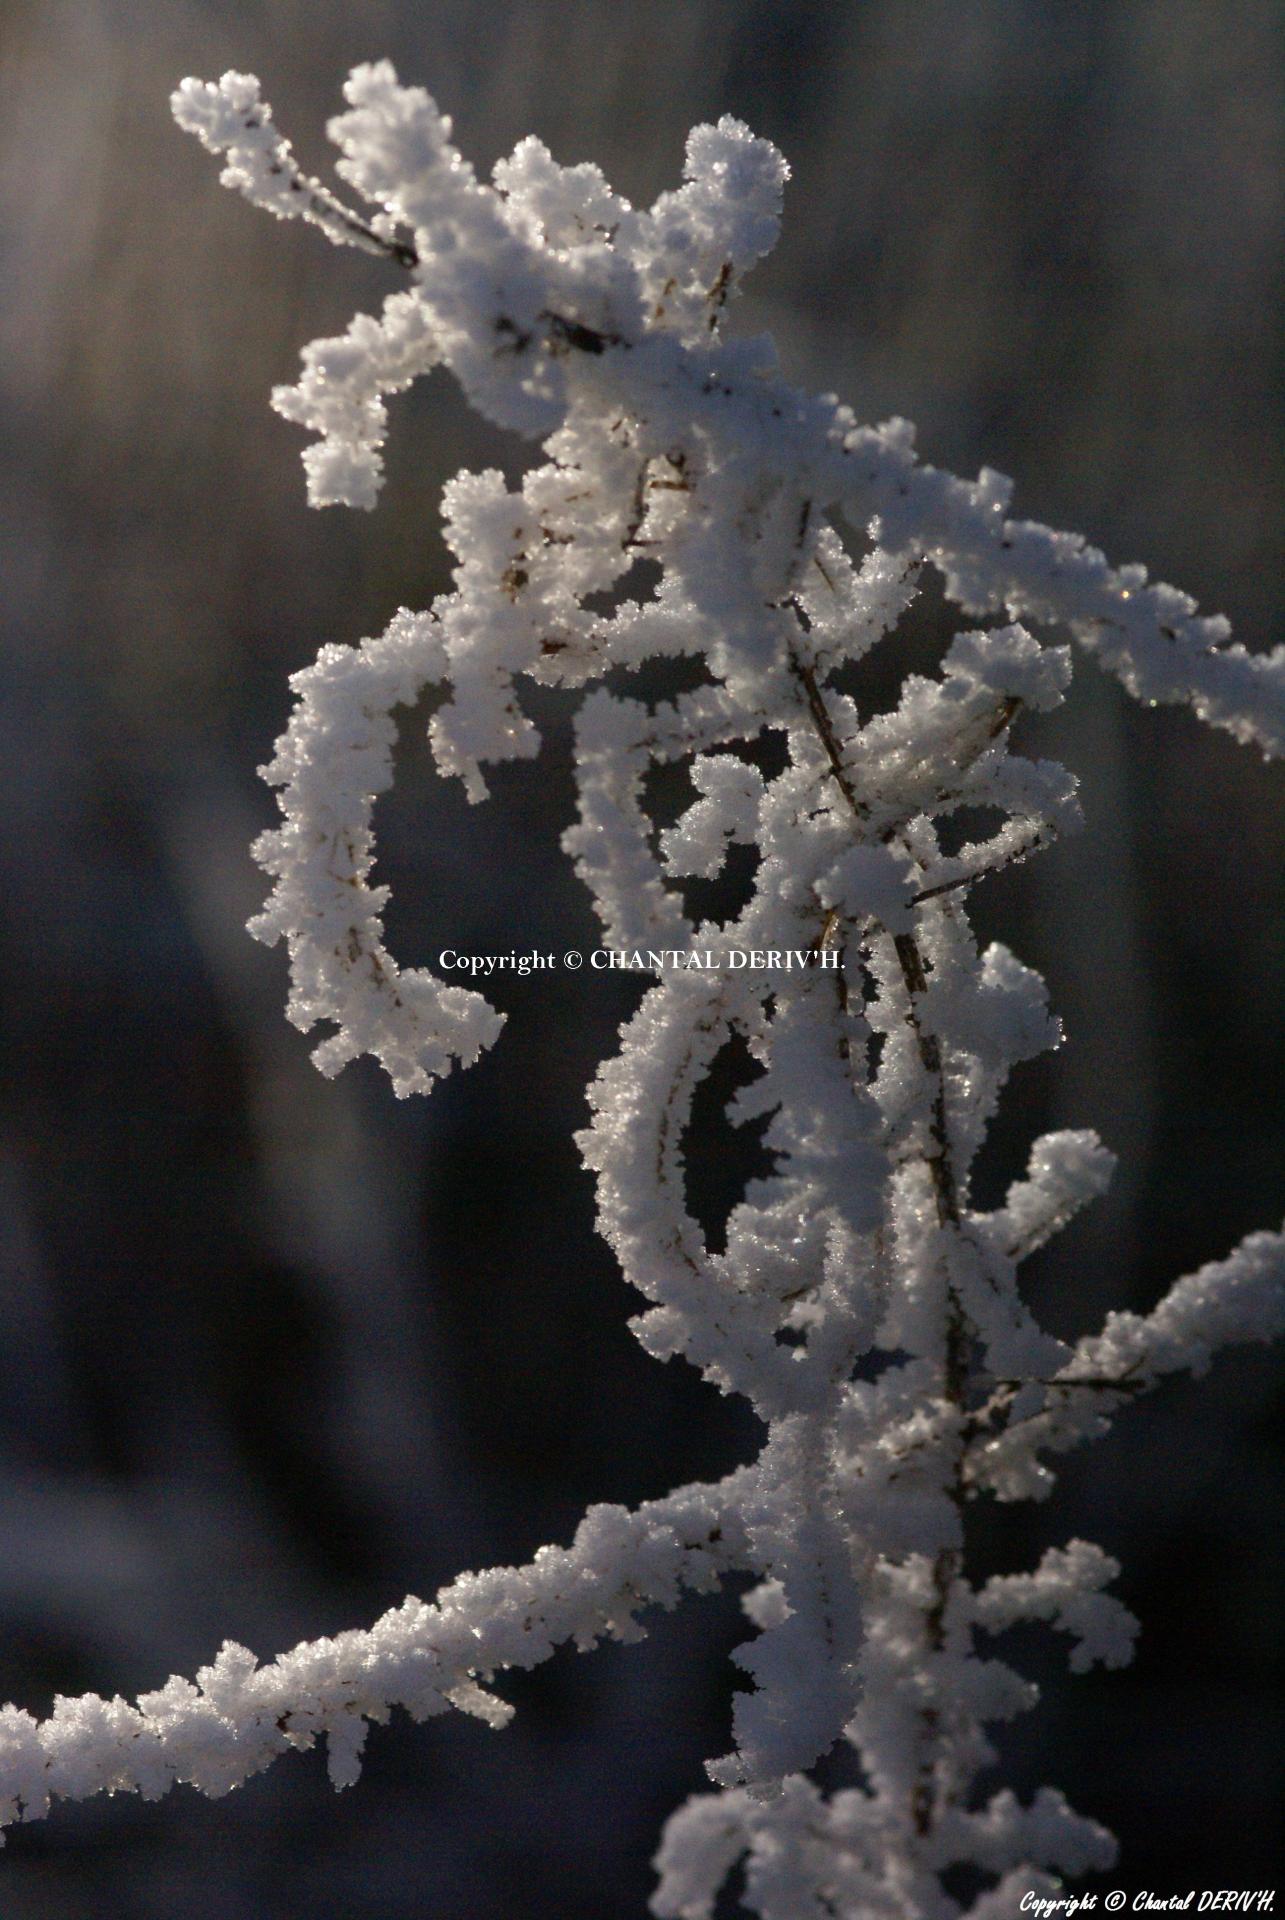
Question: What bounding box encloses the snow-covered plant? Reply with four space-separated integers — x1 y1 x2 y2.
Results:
1 63 1281 1917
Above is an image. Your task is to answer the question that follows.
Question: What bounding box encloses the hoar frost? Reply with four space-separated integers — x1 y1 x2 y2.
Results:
0 63 1280 1920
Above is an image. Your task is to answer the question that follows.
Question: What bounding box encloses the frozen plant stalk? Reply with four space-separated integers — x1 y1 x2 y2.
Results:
1 63 1282 1917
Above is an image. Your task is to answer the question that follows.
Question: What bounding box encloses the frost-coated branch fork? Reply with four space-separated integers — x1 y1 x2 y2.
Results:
2 63 1281 1919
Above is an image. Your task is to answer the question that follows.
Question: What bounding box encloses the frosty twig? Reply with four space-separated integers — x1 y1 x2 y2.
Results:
1 63 1279 1919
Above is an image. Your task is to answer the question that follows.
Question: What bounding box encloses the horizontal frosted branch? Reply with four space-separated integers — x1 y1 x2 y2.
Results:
835 433 1285 758
0 1481 748 1838
1072 1224 1285 1382
971 1226 1285 1499
176 67 1285 764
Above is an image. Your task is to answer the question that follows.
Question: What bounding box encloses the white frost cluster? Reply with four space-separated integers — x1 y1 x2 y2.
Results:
171 61 1283 1100
0 65 1278 1919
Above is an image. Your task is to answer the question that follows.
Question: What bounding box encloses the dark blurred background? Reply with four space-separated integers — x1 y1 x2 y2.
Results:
0 2 1280 1914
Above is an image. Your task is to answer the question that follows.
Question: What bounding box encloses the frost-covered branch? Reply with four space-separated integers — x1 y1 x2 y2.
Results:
969 1228 1285 1501
171 65 1281 1100
2 62 1279 1919
173 72 418 265
0 1479 747 1830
